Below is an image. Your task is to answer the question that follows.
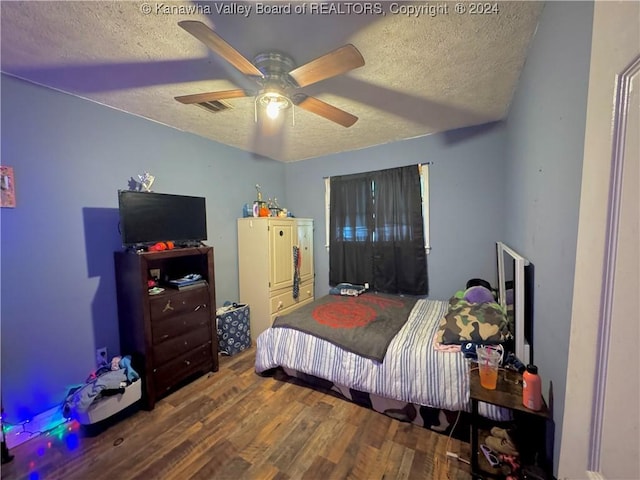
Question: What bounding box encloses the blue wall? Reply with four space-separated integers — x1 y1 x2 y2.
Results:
502 1 593 473
0 74 286 423
286 122 507 300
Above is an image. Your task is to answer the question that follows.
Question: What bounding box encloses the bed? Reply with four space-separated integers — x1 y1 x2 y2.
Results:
255 290 515 436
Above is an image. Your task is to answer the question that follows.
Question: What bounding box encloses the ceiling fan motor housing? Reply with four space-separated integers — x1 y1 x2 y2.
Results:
253 51 298 100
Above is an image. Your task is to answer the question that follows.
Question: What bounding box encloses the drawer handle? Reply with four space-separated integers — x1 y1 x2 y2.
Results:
184 341 188 346
161 334 169 340
163 300 174 312
194 304 206 311
277 301 283 311
184 360 191 366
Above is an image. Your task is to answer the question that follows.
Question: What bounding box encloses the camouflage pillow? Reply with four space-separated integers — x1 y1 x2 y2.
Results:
435 297 511 345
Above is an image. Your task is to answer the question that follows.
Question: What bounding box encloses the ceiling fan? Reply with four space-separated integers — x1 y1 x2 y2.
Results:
174 21 365 128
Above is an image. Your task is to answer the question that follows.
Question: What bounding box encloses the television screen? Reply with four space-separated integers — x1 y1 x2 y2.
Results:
118 190 207 247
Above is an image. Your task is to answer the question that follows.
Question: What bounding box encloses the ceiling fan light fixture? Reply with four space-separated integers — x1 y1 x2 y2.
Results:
256 90 292 121
265 100 281 120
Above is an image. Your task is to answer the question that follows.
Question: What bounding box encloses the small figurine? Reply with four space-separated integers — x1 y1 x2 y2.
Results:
138 172 155 192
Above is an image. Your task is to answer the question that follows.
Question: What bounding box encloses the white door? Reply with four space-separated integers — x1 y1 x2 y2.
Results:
559 2 639 479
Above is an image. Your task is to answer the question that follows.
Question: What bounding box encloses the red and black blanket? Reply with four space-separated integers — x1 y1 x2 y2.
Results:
271 292 419 362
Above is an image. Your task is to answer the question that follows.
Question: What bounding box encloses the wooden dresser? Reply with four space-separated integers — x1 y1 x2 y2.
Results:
114 246 218 410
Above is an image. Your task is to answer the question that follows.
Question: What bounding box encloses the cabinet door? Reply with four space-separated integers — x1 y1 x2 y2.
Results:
269 220 295 291
297 219 314 283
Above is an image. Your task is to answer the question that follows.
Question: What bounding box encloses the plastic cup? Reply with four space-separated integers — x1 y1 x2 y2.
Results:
476 346 501 390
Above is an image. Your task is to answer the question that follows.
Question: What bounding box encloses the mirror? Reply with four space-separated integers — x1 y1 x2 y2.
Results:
497 242 532 365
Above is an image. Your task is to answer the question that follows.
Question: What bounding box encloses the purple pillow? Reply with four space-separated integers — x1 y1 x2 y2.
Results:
463 286 495 304
506 288 514 306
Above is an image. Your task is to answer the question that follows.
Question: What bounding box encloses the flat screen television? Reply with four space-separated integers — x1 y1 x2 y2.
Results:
118 190 207 248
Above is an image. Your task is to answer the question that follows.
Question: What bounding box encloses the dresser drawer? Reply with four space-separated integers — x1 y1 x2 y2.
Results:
270 280 314 315
151 309 210 345
297 281 314 302
149 287 209 322
153 343 213 394
270 294 315 325
152 324 212 366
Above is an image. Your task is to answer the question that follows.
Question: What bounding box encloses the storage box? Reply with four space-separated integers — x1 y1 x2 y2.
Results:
75 380 142 425
216 303 251 355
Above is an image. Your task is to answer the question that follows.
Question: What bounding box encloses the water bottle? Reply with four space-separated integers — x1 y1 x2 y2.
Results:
522 364 542 411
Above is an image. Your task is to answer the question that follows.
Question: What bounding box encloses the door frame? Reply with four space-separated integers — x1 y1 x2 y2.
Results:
559 2 639 478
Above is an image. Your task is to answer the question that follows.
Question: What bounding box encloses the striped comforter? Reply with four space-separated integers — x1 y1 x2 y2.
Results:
255 298 508 420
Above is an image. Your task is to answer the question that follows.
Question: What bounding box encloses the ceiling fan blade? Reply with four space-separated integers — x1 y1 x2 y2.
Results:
178 21 264 78
294 95 358 128
289 44 364 88
175 89 248 105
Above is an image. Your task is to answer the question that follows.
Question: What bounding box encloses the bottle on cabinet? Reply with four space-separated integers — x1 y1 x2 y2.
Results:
253 184 270 217
522 364 543 411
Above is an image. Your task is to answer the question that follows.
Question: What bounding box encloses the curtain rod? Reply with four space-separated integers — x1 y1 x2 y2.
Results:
322 162 433 179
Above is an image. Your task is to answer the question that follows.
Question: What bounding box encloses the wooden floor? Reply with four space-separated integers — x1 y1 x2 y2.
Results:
1 347 472 480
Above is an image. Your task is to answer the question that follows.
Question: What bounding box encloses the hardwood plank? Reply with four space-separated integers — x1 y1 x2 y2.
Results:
279 415 342 477
0 347 472 480
359 410 393 449
324 421 358 464
396 445 416 480
382 441 409 479
302 455 337 479
93 412 205 478
268 417 320 472
240 412 305 465
189 438 238 480
244 462 281 480
349 444 383 480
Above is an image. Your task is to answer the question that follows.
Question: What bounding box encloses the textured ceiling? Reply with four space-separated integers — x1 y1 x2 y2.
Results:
1 1 544 162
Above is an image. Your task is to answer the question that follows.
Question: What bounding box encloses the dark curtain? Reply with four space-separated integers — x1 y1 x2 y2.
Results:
329 171 374 286
329 165 428 295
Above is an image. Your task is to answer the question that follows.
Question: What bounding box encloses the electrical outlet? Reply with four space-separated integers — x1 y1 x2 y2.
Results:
96 347 107 367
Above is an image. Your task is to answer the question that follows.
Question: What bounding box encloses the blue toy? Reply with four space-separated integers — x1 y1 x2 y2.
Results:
119 355 140 382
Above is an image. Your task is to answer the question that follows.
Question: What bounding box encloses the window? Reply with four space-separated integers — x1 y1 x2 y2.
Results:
325 164 429 295
326 164 430 249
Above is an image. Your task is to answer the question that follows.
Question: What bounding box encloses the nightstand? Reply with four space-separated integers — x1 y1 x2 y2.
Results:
469 364 553 479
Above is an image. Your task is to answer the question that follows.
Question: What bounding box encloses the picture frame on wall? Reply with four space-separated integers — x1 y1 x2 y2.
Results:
1 166 16 208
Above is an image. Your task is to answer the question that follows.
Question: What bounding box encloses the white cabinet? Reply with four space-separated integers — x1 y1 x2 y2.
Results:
237 217 314 339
